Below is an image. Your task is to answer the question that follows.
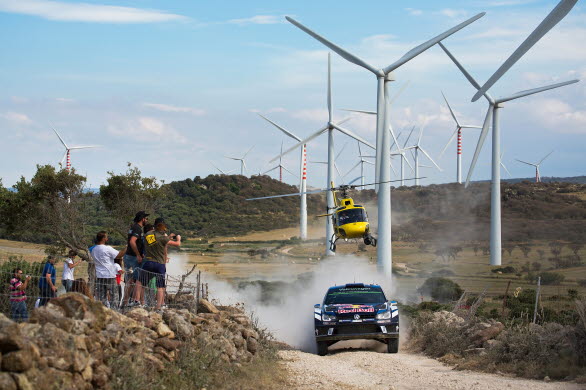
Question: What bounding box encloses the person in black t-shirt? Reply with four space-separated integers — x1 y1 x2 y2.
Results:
122 211 149 307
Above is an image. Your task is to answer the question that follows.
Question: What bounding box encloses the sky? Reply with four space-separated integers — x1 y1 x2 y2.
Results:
0 0 585 190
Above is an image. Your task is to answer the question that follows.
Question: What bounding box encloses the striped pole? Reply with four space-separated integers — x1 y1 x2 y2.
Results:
457 128 462 184
66 149 71 172
299 144 308 240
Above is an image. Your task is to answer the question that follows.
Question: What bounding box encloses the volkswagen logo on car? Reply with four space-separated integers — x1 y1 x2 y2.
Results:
354 314 360 320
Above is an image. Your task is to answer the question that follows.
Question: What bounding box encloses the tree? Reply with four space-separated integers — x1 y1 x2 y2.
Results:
519 243 532 258
99 163 167 238
417 277 463 303
472 242 480 256
503 242 516 257
568 242 583 257
549 241 563 259
537 249 546 260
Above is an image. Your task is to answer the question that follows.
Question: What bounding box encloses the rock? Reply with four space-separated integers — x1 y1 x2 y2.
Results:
241 328 259 340
231 315 251 326
81 364 93 382
246 337 258 354
91 365 110 388
2 349 33 372
198 299 220 314
463 348 486 356
484 339 502 350
155 337 181 351
156 322 174 338
12 373 32 390
47 293 110 331
166 313 193 339
544 376 551 382
472 322 505 346
0 373 16 390
0 325 24 353
144 354 164 372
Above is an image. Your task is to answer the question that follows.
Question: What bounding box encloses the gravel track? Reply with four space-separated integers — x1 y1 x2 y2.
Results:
279 341 582 390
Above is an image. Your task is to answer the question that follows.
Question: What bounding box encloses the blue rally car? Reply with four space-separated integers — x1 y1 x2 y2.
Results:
313 283 399 356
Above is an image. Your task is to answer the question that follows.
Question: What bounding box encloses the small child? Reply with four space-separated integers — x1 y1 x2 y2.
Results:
114 258 125 306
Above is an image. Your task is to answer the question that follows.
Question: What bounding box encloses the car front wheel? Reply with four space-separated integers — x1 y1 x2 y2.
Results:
317 341 328 356
386 338 399 354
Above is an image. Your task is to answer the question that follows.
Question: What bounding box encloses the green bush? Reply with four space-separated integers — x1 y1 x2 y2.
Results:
417 277 463 303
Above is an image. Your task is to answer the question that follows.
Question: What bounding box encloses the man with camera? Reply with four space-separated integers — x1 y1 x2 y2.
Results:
10 268 31 322
142 219 181 310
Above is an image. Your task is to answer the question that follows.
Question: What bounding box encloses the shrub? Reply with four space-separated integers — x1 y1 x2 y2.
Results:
418 277 463 303
537 272 566 285
491 266 516 274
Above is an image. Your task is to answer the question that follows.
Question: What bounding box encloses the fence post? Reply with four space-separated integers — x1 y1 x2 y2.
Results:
501 280 511 317
195 270 201 314
533 276 541 324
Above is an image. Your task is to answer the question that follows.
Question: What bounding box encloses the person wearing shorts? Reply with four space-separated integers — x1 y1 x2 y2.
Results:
123 211 148 307
143 220 181 310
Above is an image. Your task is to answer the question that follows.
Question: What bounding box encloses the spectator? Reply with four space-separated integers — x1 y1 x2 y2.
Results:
38 255 57 306
62 249 82 293
142 220 181 310
123 211 149 307
92 231 125 309
114 258 124 307
9 268 31 322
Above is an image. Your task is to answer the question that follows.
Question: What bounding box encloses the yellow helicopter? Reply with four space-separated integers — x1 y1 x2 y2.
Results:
246 181 397 252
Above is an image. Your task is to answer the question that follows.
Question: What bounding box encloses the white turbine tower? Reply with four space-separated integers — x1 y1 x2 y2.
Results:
284 13 484 274
404 125 442 186
257 114 308 240
438 92 481 184
440 0 579 266
516 151 553 183
270 53 375 256
225 145 254 176
51 125 98 172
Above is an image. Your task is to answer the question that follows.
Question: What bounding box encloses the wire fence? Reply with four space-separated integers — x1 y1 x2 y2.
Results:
0 261 207 321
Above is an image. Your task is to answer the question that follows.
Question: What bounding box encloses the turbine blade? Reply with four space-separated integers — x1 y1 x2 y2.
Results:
497 79 580 103
501 162 512 177
334 163 343 183
331 124 375 149
438 42 493 103
50 123 68 149
282 166 298 178
335 141 348 161
341 109 376 115
383 12 485 74
472 0 578 102
439 127 459 158
242 145 255 159
515 159 536 166
269 124 329 163
357 141 362 156
441 91 461 127
60 151 68 166
210 161 226 174
348 176 361 186
286 16 379 74
246 188 326 201
389 160 398 176
263 166 279 174
417 124 424 146
403 154 415 173
388 80 411 106
68 146 99 150
257 113 302 141
465 106 493 187
538 150 554 165
364 160 375 165
419 147 442 171
345 161 361 177
461 125 483 129
402 125 415 149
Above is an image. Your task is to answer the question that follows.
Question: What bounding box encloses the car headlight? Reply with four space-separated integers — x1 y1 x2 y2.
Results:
322 313 337 322
376 310 391 320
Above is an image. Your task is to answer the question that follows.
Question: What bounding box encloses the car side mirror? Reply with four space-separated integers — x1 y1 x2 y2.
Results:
314 304 320 309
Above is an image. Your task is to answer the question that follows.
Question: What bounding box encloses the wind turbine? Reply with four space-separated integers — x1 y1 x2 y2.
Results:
257 113 308 240
51 125 98 172
269 53 375 256
404 125 442 186
225 145 254 176
210 161 236 175
345 142 375 188
515 151 553 183
439 0 579 266
438 92 481 184
264 142 298 182
284 13 484 274
500 151 512 178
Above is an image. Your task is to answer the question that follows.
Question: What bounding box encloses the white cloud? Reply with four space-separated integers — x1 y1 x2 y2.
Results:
226 15 283 26
0 111 33 125
521 98 586 134
439 9 468 19
107 117 187 142
405 8 423 16
55 97 75 103
478 0 537 6
0 0 186 23
142 103 205 116
291 109 328 123
466 27 525 40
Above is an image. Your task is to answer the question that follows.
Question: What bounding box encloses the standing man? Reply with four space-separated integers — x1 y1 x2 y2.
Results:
10 269 31 322
92 231 124 309
123 211 148 307
143 220 181 310
38 255 57 306
62 249 82 292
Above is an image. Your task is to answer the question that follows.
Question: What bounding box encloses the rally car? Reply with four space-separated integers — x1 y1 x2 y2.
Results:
313 283 399 356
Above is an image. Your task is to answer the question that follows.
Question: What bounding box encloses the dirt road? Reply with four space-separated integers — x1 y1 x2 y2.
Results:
279 342 582 390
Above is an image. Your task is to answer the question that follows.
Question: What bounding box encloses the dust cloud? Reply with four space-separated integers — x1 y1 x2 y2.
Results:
173 253 410 353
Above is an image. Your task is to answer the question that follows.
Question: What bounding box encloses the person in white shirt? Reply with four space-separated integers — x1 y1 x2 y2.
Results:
62 250 82 293
91 231 125 309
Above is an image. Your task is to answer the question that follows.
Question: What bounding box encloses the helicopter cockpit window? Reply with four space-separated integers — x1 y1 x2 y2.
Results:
337 208 367 225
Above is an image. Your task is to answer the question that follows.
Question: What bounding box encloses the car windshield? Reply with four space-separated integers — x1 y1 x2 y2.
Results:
324 287 386 305
337 208 367 225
